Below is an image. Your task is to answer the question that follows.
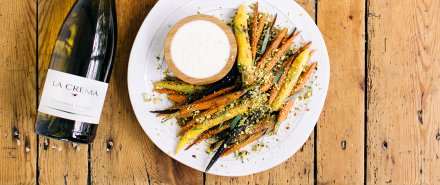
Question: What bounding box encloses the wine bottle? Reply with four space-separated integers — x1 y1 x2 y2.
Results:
35 0 116 143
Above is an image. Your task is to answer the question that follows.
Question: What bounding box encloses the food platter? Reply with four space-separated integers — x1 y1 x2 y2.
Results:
128 0 329 176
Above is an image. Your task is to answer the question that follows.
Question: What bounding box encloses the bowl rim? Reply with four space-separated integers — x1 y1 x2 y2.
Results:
163 14 237 85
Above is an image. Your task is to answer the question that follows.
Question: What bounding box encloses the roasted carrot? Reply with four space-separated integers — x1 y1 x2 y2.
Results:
221 129 266 156
251 2 259 60
176 95 266 153
167 94 187 103
177 104 226 136
154 81 204 94
257 28 288 69
193 85 236 104
185 121 230 150
277 98 295 124
254 13 267 56
292 58 317 94
263 31 300 73
178 90 245 117
290 41 312 62
205 108 267 171
271 48 310 111
278 61 317 124
235 4 254 86
153 88 178 95
268 55 296 104
309 49 316 57
259 14 277 55
246 28 287 85
268 47 310 104
261 80 272 92
178 118 189 127
232 115 274 142
261 72 277 93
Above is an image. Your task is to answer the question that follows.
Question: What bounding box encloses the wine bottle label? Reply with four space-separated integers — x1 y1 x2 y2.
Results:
38 69 109 124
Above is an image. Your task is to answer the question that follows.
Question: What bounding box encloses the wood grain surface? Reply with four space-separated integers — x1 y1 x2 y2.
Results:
1 0 440 184
0 0 37 184
37 0 89 185
316 0 366 184
367 0 440 184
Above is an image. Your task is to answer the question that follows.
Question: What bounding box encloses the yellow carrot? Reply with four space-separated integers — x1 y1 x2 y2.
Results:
270 49 310 111
177 104 226 136
185 121 230 150
234 4 254 85
277 61 317 129
154 81 204 94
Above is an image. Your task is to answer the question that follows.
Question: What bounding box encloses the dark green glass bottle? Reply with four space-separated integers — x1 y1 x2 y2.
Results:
35 0 116 143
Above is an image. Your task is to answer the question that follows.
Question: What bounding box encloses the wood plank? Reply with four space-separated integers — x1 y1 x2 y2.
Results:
37 0 89 184
206 1 315 184
90 1 203 184
316 0 365 184
0 0 37 184
367 0 440 184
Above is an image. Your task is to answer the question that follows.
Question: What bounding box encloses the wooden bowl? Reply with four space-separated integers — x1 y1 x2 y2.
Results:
164 14 237 85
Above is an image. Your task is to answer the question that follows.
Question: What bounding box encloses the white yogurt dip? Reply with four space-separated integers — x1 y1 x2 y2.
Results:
170 20 231 79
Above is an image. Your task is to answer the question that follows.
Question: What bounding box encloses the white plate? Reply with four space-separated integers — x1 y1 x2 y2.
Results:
128 0 329 176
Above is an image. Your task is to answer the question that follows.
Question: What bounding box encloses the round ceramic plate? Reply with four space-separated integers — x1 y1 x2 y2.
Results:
128 0 329 176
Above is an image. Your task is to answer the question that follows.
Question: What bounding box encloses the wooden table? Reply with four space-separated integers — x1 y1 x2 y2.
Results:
1 0 439 184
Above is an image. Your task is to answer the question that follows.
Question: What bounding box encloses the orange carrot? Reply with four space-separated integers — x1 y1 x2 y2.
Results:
167 94 187 103
253 17 267 60
221 129 266 156
290 41 312 61
280 36 288 46
277 98 295 123
253 13 267 59
251 2 259 60
153 88 179 95
193 85 236 104
268 56 296 104
257 28 288 68
178 91 245 117
177 104 226 136
246 14 277 84
185 121 230 150
263 31 301 73
292 62 317 94
309 49 316 57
